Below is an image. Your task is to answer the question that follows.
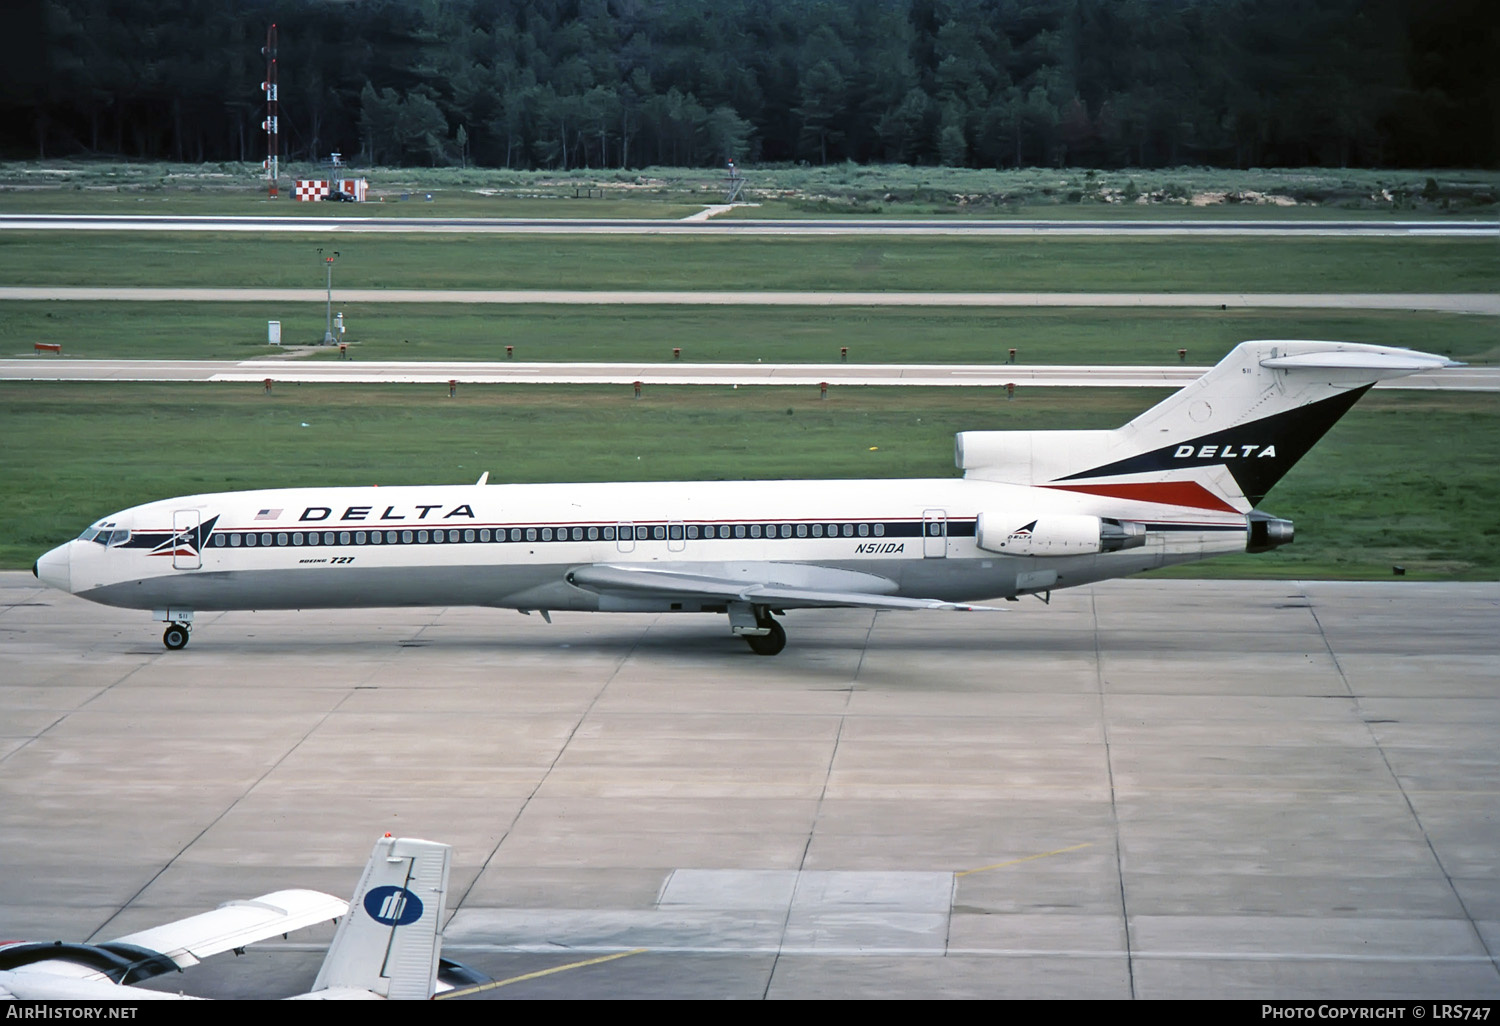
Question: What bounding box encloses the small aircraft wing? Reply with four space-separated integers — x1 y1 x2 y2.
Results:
112 888 349 971
567 563 999 612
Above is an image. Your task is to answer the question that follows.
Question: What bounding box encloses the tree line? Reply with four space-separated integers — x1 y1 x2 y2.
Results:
7 0 1496 169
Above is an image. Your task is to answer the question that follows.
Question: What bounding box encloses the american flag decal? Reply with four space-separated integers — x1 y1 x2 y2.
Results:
254 509 283 521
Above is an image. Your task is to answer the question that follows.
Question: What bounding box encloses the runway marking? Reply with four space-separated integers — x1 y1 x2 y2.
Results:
955 842 1093 877
435 947 648 998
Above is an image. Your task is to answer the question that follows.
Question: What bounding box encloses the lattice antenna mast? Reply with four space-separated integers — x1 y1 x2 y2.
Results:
724 159 745 203
261 24 279 198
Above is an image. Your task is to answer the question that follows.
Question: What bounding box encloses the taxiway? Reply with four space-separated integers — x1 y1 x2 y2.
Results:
1 214 1495 236
2 573 1496 999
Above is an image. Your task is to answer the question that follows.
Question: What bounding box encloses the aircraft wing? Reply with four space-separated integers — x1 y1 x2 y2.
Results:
567 563 999 612
111 888 349 971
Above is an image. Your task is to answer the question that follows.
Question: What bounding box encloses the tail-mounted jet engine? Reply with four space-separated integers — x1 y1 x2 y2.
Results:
1246 511 1295 553
977 514 1147 557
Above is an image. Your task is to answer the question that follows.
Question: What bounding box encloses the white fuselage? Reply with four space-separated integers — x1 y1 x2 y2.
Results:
35 477 1248 615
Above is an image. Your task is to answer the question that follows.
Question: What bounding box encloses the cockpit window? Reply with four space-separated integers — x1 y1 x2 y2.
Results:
79 522 130 546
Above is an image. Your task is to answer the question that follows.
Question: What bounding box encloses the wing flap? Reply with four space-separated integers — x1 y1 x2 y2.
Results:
568 564 998 612
111 889 348 970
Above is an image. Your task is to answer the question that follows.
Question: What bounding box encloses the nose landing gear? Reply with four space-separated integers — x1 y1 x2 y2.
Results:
162 622 191 650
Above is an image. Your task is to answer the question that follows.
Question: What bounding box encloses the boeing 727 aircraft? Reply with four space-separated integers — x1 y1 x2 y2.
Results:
32 341 1453 655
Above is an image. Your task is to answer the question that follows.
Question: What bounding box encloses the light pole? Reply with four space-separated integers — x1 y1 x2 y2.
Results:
318 248 339 344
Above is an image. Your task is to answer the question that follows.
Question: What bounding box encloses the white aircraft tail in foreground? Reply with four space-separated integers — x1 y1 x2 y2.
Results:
0 835 459 1001
294 834 452 1000
32 340 1455 654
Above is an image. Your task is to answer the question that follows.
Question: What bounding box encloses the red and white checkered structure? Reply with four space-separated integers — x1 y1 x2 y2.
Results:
294 178 368 202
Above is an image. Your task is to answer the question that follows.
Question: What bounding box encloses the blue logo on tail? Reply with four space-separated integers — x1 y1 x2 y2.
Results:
364 885 424 926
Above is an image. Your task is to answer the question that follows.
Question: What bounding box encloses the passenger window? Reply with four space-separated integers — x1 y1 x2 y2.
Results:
669 524 683 540
734 525 746 539
572 527 583 541
653 526 665 540
750 524 761 538
842 524 853 537
686 525 698 539
604 526 617 541
339 532 350 545
812 524 823 538
354 532 366 545
874 524 885 537
510 528 521 541
230 534 241 546
277 532 289 546
465 530 475 543
781 524 792 538
526 528 537 542
402 531 413 543
858 524 869 537
245 534 258 547
541 528 553 541
796 524 807 537
323 532 335 545
418 530 429 543
588 527 598 541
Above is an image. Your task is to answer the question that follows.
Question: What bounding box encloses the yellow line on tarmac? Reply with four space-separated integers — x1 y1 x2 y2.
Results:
956 843 1093 877
435 948 649 999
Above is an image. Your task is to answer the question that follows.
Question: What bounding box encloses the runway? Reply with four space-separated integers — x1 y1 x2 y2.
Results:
1 213 1495 237
3 358 1495 390
2 573 1497 999
2 285 1496 315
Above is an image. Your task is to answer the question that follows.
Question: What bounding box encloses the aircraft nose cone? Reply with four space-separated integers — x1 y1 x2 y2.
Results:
34 542 72 593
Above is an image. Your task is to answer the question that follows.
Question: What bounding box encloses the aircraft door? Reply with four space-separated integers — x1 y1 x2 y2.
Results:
173 509 202 570
616 522 635 554
922 509 947 558
668 520 686 553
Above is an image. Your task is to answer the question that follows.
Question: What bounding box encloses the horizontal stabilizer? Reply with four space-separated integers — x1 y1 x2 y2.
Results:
1258 350 1458 373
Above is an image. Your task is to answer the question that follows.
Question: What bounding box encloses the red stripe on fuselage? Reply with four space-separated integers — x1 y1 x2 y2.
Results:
1041 481 1240 513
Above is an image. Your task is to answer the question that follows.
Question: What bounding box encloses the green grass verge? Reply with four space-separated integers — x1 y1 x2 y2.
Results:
5 161 1497 217
0 232 1495 293
3 303 1494 365
4 383 1495 580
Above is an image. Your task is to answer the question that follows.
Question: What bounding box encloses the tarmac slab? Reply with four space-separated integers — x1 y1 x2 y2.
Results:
1 573 1497 999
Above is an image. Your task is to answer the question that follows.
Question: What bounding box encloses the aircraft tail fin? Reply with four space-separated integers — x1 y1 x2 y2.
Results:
299 835 451 1000
957 340 1454 513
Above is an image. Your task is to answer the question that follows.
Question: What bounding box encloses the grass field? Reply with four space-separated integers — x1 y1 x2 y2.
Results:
4 161 1498 218
0 232 1495 294
3 303 1494 366
4 382 1496 580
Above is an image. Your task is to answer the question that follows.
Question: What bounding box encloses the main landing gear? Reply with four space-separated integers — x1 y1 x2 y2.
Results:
744 617 786 656
730 603 786 656
162 622 191 651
